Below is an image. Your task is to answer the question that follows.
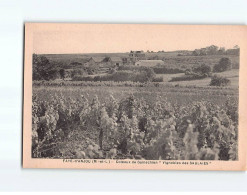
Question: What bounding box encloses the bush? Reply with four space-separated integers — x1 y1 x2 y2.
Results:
213 58 232 72
118 65 148 71
193 64 211 74
169 74 207 82
152 76 164 82
72 69 155 83
119 65 184 74
210 75 231 86
152 67 184 74
232 62 239 69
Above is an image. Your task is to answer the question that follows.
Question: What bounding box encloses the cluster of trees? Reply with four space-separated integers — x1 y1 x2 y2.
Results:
186 57 232 75
192 45 239 56
210 75 231 87
152 67 184 74
213 57 232 72
32 54 62 80
171 57 233 83
33 54 99 81
73 67 157 83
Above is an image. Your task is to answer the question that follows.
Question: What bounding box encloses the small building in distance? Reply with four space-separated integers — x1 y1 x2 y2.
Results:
102 57 123 67
85 56 123 67
122 57 129 65
135 60 164 67
129 50 146 64
85 57 106 67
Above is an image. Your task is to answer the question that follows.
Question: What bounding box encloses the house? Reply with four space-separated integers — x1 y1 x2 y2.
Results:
129 50 146 64
101 57 113 67
135 60 164 67
110 57 123 66
85 56 123 68
84 57 105 67
122 57 129 65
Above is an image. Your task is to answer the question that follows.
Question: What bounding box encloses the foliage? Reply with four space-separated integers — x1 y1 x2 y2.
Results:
213 58 232 72
33 54 62 80
192 45 239 56
152 67 184 74
169 74 207 82
152 76 164 82
72 69 155 83
210 75 231 87
192 64 211 75
118 65 184 74
32 92 238 160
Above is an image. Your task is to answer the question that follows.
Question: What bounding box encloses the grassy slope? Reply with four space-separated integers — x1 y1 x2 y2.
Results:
33 83 238 107
160 69 239 88
43 52 239 69
40 52 239 88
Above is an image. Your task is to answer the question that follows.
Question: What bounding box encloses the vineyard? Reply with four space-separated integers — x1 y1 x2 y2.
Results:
32 87 238 160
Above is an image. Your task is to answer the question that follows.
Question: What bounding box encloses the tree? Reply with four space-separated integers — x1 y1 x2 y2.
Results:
218 47 226 55
32 54 60 80
206 45 219 55
213 58 232 72
59 69 65 80
33 54 50 80
210 75 231 87
193 64 211 75
192 49 200 56
233 45 239 49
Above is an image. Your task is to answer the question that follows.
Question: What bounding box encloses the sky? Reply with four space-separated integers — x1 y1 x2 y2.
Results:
32 24 242 54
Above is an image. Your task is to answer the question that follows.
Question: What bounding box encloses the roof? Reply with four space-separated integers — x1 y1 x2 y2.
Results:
102 57 111 62
110 57 122 62
90 57 105 63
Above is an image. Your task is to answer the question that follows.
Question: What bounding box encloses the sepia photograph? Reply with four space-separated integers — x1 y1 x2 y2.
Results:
23 23 247 170
3 0 247 192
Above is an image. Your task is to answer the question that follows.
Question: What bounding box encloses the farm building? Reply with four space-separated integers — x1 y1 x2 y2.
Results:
101 57 123 67
129 50 146 64
122 57 129 65
84 57 105 67
135 60 164 67
110 57 123 66
85 56 123 67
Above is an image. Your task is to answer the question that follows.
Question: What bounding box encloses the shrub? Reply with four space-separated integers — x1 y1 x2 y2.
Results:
213 58 232 72
119 65 184 74
108 68 117 74
210 75 231 86
152 76 164 82
193 64 211 74
169 74 207 82
72 75 94 81
152 67 184 74
232 62 239 69
72 69 155 83
70 69 87 78
185 69 192 75
118 65 149 71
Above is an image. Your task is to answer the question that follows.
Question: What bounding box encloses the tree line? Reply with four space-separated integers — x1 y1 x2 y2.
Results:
192 45 239 56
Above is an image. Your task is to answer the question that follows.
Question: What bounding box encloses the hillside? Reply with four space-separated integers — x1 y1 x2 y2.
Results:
41 52 239 70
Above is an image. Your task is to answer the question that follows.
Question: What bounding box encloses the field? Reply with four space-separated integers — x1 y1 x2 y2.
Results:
161 69 239 87
32 84 238 161
44 53 239 70
33 84 238 106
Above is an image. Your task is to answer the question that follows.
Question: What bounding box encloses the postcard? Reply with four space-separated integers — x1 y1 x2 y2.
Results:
23 23 247 170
